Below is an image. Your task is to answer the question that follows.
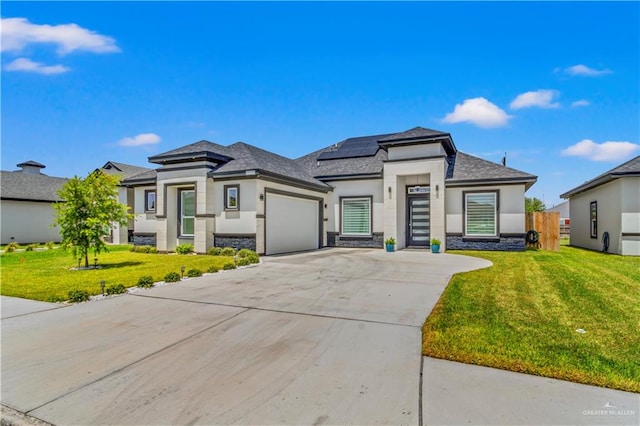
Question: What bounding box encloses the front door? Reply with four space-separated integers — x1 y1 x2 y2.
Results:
407 196 430 247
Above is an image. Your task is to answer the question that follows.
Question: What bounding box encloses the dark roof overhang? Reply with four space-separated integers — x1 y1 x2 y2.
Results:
148 150 233 165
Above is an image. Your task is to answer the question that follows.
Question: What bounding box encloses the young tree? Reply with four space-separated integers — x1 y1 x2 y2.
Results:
53 171 131 268
525 197 547 213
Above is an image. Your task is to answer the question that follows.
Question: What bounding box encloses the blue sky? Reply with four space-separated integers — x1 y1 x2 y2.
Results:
2 1 638 207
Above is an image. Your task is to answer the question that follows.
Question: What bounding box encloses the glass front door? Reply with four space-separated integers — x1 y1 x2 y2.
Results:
407 196 430 246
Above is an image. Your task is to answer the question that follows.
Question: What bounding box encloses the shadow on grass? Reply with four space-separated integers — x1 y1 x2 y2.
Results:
99 261 145 269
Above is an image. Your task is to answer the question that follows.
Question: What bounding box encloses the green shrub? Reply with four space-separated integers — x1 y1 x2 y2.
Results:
149 247 159 254
135 245 152 253
207 265 220 273
45 241 55 249
220 247 236 256
187 268 203 278
164 271 181 282
237 249 260 264
25 244 37 252
237 258 251 267
137 275 154 288
222 262 236 270
68 289 90 303
106 283 127 295
175 244 194 254
129 245 137 252
207 247 222 256
5 242 19 252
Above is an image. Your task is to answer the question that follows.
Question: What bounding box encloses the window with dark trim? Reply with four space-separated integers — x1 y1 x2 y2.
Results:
179 189 195 237
464 191 498 237
144 190 156 212
590 201 597 239
341 197 372 236
224 185 239 210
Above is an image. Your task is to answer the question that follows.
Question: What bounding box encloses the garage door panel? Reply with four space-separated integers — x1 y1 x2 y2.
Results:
266 193 319 255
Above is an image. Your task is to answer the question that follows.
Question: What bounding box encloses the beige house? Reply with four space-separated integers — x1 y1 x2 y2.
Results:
120 127 537 255
0 161 68 244
561 156 640 256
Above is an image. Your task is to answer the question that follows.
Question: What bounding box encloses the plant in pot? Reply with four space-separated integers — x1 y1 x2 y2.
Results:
430 238 442 253
384 237 396 252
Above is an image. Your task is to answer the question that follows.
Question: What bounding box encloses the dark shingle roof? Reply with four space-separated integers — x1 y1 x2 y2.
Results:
446 152 537 188
101 161 153 179
560 155 640 198
378 126 449 142
296 145 387 179
211 142 330 190
122 169 157 186
149 140 234 164
1 171 68 202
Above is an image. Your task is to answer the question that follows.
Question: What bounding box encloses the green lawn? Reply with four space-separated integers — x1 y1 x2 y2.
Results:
1 245 237 302
423 246 640 393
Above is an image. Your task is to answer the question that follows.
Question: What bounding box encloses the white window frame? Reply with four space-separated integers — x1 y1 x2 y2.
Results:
464 192 498 237
145 190 156 212
341 197 372 237
224 185 239 210
180 189 195 237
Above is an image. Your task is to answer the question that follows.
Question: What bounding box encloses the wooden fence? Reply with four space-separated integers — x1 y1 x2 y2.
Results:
525 212 560 251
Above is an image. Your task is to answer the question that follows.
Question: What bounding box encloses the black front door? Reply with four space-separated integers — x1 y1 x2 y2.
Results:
407 196 430 247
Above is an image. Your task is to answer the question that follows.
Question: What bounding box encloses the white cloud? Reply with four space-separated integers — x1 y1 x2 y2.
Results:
1 17 119 55
118 133 161 147
561 139 639 162
510 90 560 110
4 57 69 74
442 97 511 128
571 99 590 108
565 64 612 77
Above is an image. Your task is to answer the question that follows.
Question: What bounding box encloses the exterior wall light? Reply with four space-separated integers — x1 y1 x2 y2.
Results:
436 184 439 198
388 186 392 199
259 193 264 201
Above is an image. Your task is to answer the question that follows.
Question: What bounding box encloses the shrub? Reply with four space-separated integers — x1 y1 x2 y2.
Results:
237 249 260 264
220 247 236 256
106 283 127 295
5 242 19 253
164 271 181 282
68 289 90 303
149 247 159 254
137 275 154 288
223 262 236 270
135 245 152 253
207 247 222 256
237 258 252 267
207 265 220 273
129 245 137 252
175 244 194 255
45 241 55 249
25 244 37 252
187 268 203 278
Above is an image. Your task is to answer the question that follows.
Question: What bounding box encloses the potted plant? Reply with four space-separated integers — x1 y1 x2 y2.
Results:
384 237 396 252
430 238 441 253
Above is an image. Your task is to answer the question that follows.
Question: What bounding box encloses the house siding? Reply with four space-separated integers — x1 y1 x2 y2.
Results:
0 200 61 244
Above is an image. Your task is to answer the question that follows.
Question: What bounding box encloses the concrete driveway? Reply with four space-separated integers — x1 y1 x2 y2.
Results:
2 248 638 425
1 248 488 425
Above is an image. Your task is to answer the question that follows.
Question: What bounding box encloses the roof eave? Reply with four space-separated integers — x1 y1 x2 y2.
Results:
446 176 537 190
148 151 233 165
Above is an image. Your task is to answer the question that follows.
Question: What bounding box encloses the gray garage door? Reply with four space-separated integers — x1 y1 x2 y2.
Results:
265 192 320 255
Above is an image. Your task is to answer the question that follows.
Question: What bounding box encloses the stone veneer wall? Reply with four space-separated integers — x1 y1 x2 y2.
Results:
327 232 384 248
214 235 257 251
446 235 525 251
133 233 157 247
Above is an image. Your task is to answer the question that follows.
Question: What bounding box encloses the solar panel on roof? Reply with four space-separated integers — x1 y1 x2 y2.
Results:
317 134 392 160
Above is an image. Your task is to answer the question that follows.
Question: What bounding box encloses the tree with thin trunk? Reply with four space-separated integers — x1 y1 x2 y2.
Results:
53 171 131 268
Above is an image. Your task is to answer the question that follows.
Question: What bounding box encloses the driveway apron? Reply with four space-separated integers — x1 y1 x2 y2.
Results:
1 248 489 425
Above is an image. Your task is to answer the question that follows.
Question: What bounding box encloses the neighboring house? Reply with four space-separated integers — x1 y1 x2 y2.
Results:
120 127 537 255
560 156 640 256
0 161 68 244
100 161 154 244
546 200 570 236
